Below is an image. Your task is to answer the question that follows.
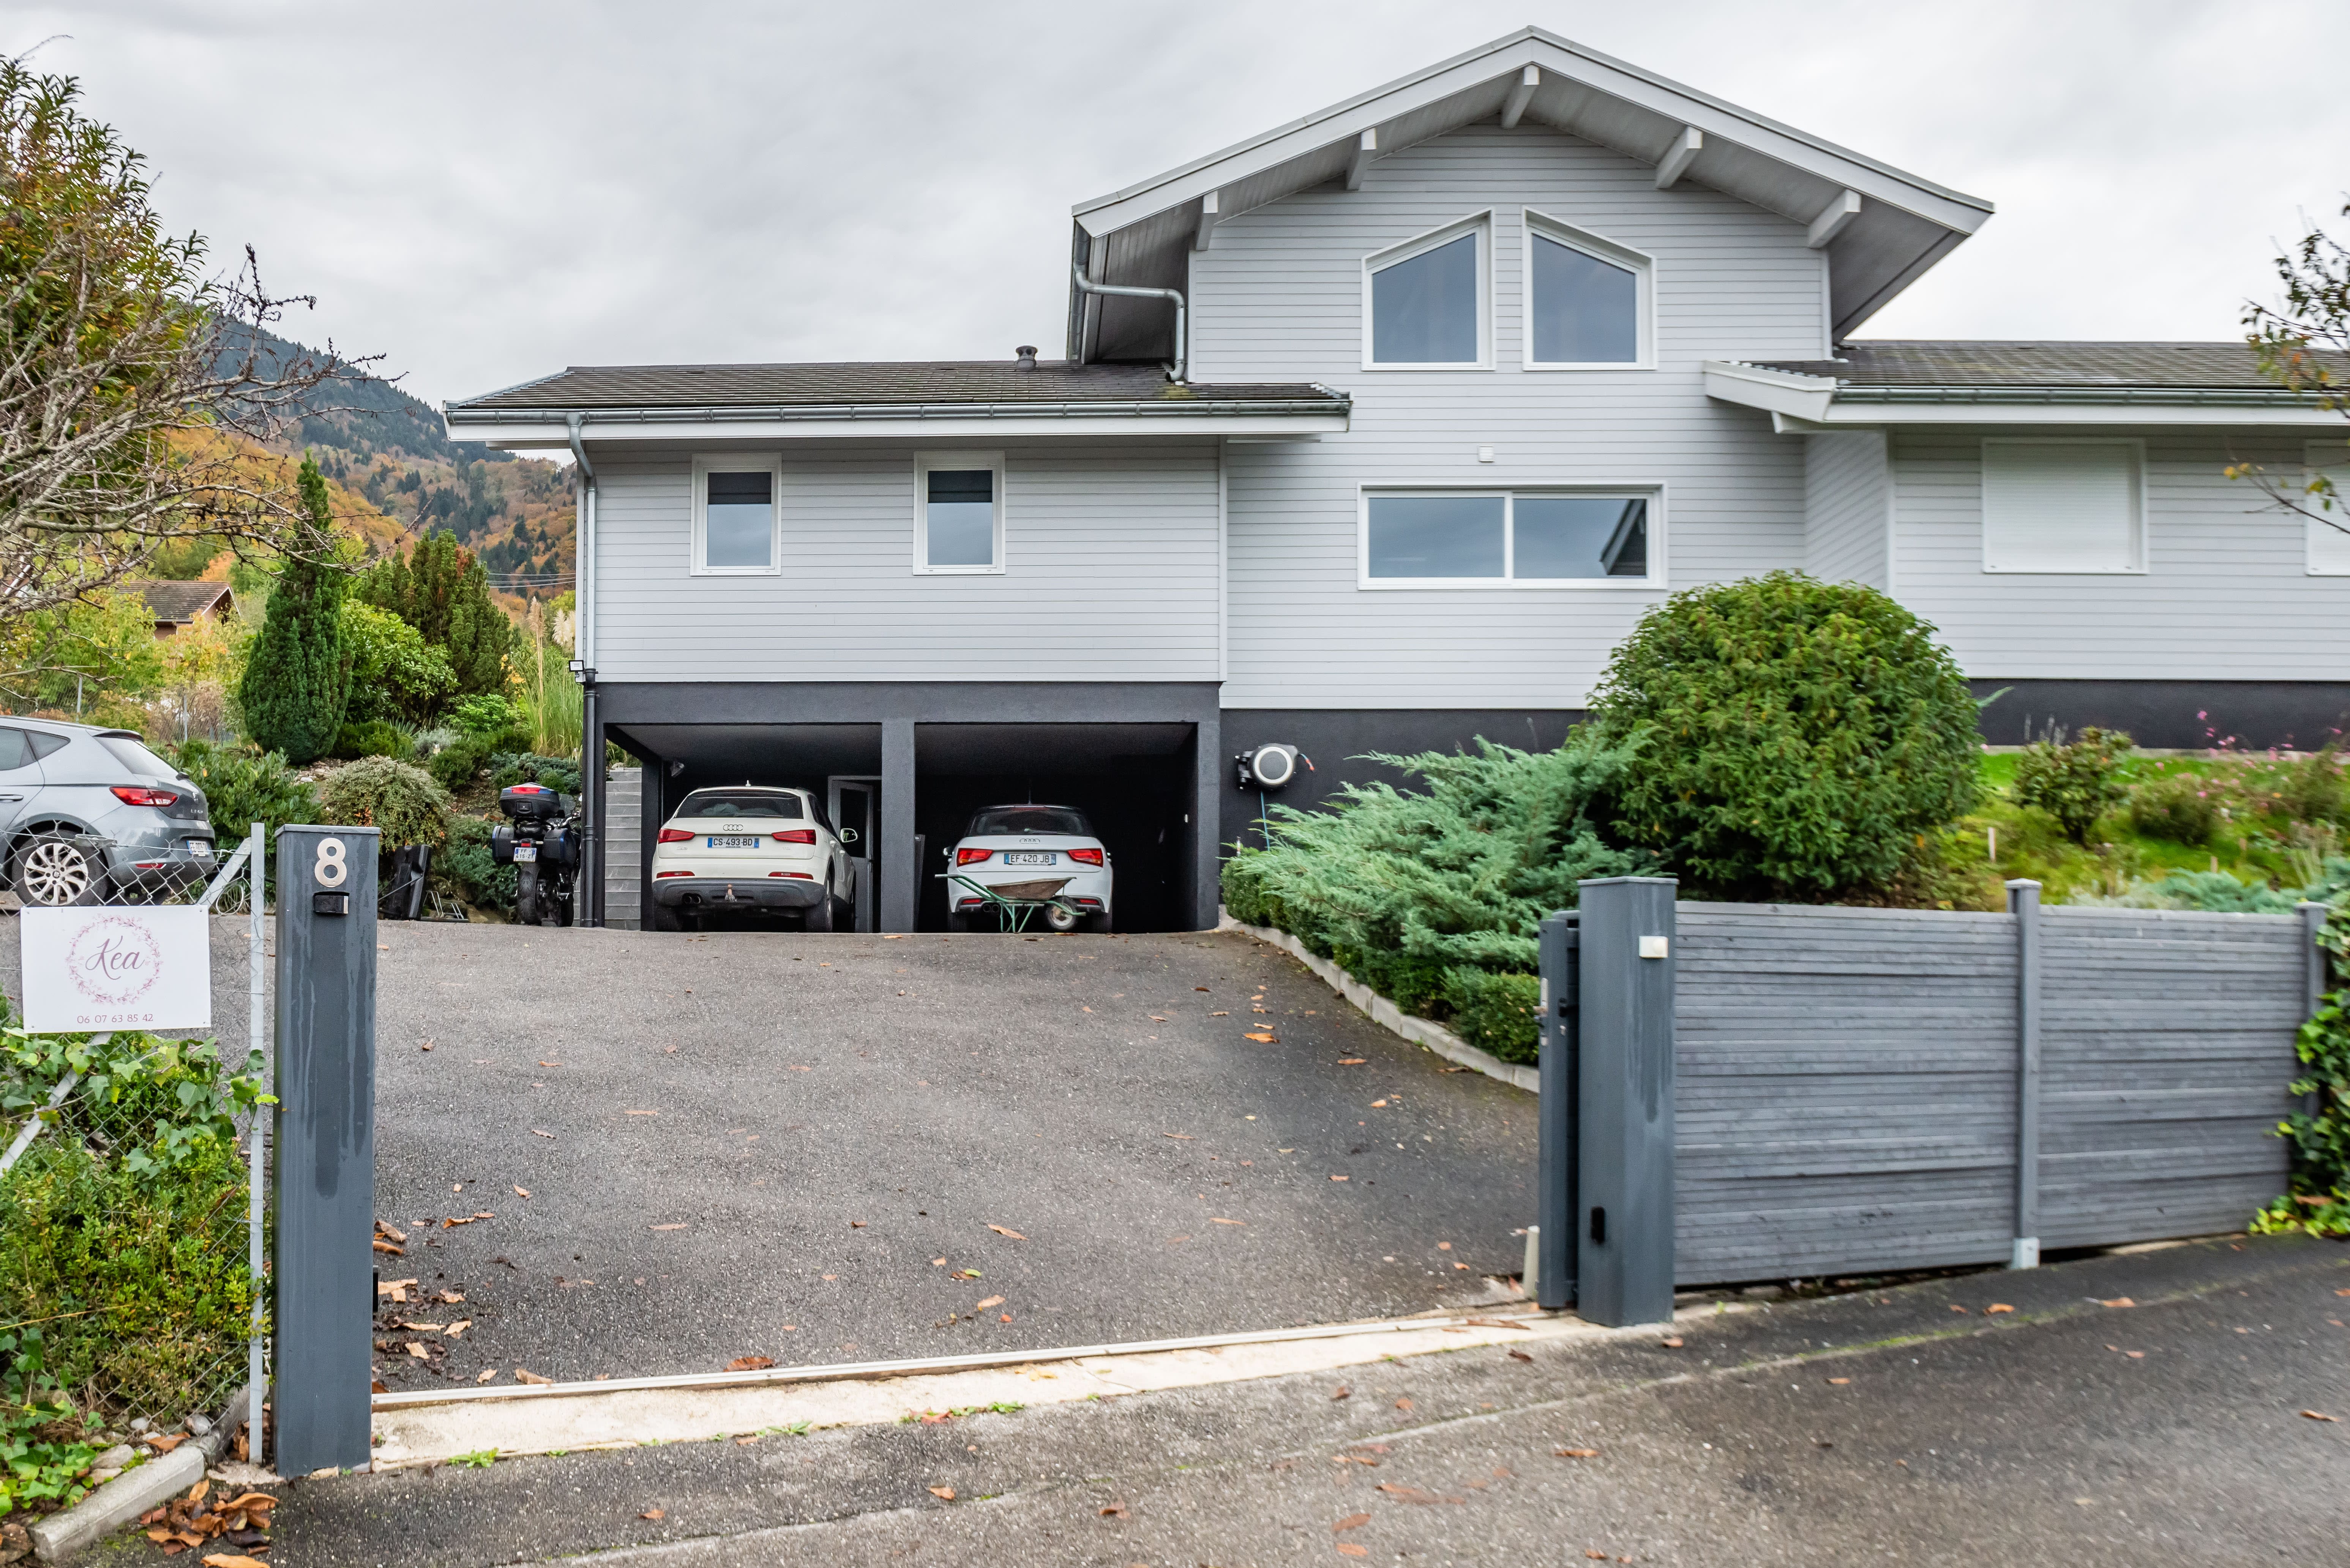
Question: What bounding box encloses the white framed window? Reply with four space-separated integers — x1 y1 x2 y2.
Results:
1362 214 1491 370
691 454 782 575
1359 487 1663 588
914 451 1005 574
2303 442 2350 574
1981 439 2145 574
1522 210 1652 369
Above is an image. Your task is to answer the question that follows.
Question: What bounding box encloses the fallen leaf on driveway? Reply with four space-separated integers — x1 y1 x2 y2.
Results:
1464 1317 1531 1330
1828 1377 1850 1385
2337 1288 2350 1297
2303 1410 2341 1421
1148 1015 1168 1022
950 1269 980 1280
1210 1011 1228 1016
1586 1553 1611 1562
650 1223 688 1231
1211 1217 1246 1226
1337 1058 1365 1066
2125 1350 2145 1359
1371 1100 1387 1108
1244 1032 1277 1043
539 1061 562 1068
850 1220 868 1229
1336 1547 1368 1559
447 1320 472 1338
726 1356 774 1372
515 1369 552 1385
1948 1305 1968 1314
1162 1132 1194 1140
1986 1303 2015 1314
975 1295 1005 1310
532 1129 556 1138
1330 1174 1349 1182
476 1369 495 1383
626 1109 659 1117
1333 1513 1371 1532
1507 1349 1532 1363
987 1225 1027 1240
1394 1396 1413 1411
2099 1297 2135 1308
927 1485 956 1501
640 1508 664 1520
1555 1448 1600 1459
1375 1482 1458 1504
1098 1500 1129 1518
376 1221 408 1243
405 1342 428 1359
789 1065 811 1072
202 1556 269 1568
372 1239 405 1255
1659 1337 1684 1349
397 1320 445 1331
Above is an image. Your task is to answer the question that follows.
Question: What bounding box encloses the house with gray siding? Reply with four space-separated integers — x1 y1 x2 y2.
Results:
444 27 2350 934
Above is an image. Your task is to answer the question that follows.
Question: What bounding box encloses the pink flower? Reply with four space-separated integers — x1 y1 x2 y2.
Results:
2197 711 2207 720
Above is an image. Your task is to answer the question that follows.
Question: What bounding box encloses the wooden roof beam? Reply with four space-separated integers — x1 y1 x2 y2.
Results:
1654 126 1702 190
1346 129 1377 191
1807 189 1863 248
1499 65 1539 129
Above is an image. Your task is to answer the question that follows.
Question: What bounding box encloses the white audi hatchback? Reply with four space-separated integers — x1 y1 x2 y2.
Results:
944 804 1112 932
649 786 850 932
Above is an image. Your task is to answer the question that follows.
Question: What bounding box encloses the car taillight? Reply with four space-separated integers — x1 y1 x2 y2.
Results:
658 828 694 843
111 786 178 808
1067 847 1104 866
772 828 816 844
956 847 992 866
655 869 694 879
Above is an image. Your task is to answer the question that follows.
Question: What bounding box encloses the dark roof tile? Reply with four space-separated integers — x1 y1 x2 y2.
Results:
1750 340 2347 390
121 581 233 623
449 360 1339 413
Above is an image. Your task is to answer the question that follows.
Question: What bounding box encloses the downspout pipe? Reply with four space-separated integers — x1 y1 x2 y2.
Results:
566 413 600 926
1071 264 1187 383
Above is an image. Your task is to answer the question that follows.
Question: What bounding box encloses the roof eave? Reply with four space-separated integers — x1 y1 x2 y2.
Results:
1703 366 2343 428
441 398 1351 448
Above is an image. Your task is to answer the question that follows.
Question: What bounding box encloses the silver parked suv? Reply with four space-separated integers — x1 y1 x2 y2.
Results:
0 719 215 905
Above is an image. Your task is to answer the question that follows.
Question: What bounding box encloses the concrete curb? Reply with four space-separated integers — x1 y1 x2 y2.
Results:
30 1386 248 1564
1216 912 1541 1093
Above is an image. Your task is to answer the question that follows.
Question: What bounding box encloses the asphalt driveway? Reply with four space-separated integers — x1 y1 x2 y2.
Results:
371 924 1536 1390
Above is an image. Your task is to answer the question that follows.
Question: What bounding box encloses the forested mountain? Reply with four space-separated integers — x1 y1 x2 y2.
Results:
186 330 577 593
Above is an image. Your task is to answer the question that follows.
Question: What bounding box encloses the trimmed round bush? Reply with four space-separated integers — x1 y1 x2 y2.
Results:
1587 570 1981 900
319 755 451 849
2128 772 2219 846
2012 725 2134 846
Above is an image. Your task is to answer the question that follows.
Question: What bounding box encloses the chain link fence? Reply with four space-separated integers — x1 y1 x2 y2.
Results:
0 827 268 1443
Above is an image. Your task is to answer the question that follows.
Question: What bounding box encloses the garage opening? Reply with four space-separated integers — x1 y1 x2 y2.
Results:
915 723 1198 934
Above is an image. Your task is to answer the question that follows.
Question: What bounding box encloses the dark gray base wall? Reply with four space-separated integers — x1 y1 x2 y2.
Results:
1218 710 1588 858
1971 680 2350 751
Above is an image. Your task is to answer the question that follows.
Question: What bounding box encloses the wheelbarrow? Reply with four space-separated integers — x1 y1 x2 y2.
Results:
939 871 1084 932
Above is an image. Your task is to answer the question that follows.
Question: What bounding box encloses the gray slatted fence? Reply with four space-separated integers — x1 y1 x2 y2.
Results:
1668 895 2309 1286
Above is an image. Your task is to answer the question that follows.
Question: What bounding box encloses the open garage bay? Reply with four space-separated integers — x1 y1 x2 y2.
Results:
371 924 1535 1390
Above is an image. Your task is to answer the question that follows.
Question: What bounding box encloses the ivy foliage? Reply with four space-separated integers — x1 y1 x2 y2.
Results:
1585 571 1981 901
2013 726 2135 847
2253 912 2350 1237
1221 734 1651 1042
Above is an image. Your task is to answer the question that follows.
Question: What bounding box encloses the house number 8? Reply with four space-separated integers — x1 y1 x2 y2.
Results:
314 837 348 888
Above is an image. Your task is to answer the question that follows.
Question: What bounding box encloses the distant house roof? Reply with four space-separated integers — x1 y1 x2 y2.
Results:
1704 341 2350 427
122 581 234 625
443 359 1350 448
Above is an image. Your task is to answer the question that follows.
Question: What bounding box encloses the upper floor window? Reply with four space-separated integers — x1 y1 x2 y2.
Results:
2305 443 2350 575
1524 211 1650 368
1365 216 1488 368
1981 439 2144 574
1361 489 1660 587
693 456 781 574
915 452 1004 573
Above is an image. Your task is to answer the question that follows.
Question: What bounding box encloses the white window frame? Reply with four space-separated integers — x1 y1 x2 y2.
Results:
1356 484 1667 590
690 453 783 577
1361 212 1493 372
1979 437 2147 575
1520 209 1654 371
913 450 1006 575
2303 441 2350 576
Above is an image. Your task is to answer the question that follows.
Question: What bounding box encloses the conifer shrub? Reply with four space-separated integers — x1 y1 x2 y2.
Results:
235 458 348 764
331 719 405 760
352 532 515 698
1586 571 1981 901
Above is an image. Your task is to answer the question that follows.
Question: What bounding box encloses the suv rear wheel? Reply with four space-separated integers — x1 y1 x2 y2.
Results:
14 834 103 907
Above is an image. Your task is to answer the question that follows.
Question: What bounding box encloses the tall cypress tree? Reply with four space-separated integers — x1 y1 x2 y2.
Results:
237 457 349 763
354 530 513 696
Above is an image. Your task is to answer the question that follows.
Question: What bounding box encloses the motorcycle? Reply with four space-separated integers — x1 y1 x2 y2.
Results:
489 782 580 926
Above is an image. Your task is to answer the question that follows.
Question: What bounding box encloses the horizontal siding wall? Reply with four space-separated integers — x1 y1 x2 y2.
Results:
1892 430 2349 680
1804 431 1889 588
2036 909 2299 1248
1195 123 1823 709
590 440 1221 683
1674 904 2020 1281
1669 901 2304 1284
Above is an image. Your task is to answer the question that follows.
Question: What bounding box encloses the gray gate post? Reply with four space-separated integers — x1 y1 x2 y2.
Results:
2300 901 2329 1118
272 825 380 1475
1575 877 1678 1327
2006 879 2042 1270
1534 911 1579 1310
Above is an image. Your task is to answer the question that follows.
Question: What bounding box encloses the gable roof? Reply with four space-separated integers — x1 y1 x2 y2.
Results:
1070 27 1993 363
121 580 234 625
1750 341 2345 392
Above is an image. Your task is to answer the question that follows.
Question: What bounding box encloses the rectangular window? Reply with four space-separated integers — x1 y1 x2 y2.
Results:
2304 444 2350 574
1981 440 2144 573
691 457 782 575
914 452 1004 573
1364 490 1660 586
1365 216 1489 368
1524 212 1651 369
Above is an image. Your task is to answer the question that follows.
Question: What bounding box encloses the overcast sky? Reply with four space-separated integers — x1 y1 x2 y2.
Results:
13 0 2346 407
